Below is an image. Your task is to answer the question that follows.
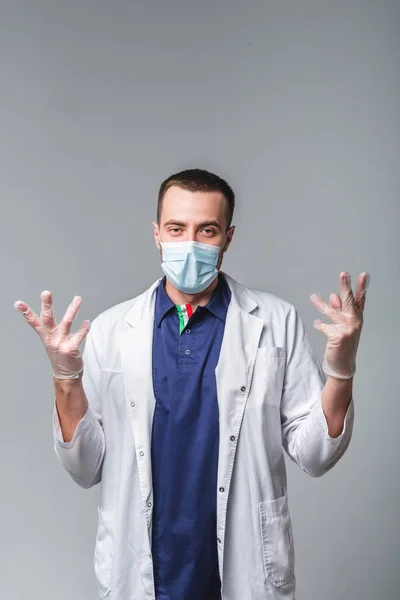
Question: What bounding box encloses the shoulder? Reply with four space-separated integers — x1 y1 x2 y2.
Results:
89 278 162 332
226 276 311 352
223 272 294 316
245 283 292 312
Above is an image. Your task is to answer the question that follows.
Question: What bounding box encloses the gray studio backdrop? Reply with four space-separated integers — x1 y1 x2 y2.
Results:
1 1 398 599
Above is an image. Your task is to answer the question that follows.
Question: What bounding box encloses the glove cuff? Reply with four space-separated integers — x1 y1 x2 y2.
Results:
322 355 356 380
52 367 84 380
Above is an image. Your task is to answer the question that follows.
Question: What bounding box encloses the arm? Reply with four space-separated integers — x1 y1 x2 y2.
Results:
280 304 355 478
52 316 105 488
281 270 369 476
311 270 370 439
54 374 88 443
321 376 353 438
14 290 105 488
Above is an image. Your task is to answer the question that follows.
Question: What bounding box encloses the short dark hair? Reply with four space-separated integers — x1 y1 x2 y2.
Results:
157 168 235 229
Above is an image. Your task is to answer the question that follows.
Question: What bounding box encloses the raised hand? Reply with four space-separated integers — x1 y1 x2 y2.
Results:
14 291 91 379
310 271 370 379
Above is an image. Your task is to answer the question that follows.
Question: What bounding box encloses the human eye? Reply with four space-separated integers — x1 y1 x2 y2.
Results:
168 227 182 235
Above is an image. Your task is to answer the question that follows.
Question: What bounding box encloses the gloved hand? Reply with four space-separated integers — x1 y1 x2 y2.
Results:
310 271 370 380
14 291 91 379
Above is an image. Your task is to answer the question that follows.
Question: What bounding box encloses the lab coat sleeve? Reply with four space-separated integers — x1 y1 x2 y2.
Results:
52 316 105 489
280 304 355 477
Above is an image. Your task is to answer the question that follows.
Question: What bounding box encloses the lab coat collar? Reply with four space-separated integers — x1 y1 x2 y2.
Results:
124 271 258 328
222 271 258 315
154 276 175 328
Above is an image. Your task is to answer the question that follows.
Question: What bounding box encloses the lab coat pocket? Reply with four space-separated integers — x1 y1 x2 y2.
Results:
250 346 286 408
259 488 295 587
256 346 286 359
94 506 116 598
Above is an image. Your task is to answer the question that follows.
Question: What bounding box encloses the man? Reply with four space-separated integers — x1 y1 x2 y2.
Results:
14 168 370 600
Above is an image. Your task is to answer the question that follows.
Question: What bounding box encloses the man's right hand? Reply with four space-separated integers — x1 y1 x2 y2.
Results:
14 291 91 379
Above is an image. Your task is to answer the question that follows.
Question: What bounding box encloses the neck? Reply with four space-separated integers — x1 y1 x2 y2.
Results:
164 274 220 310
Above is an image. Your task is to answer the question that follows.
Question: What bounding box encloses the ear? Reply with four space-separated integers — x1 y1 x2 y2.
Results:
152 222 161 250
222 226 235 252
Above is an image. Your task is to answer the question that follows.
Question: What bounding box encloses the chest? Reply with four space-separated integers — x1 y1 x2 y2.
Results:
152 306 226 411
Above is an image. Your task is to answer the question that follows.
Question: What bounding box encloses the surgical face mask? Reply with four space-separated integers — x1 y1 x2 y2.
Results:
159 239 221 294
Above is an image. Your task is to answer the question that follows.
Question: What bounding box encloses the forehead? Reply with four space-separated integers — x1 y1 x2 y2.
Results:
161 186 228 224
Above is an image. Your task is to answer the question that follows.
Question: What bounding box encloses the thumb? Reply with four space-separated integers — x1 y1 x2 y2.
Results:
73 320 92 347
313 319 326 333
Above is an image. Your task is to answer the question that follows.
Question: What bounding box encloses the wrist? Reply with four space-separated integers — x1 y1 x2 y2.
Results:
322 355 356 379
53 371 83 390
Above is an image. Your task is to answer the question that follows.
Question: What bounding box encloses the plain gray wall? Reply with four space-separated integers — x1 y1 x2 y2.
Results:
1 1 398 598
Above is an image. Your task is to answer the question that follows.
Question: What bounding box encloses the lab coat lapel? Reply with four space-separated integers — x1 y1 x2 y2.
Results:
216 273 263 429
215 274 263 565
119 279 160 518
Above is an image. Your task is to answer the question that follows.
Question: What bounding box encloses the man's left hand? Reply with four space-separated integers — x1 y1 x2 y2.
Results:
310 271 370 379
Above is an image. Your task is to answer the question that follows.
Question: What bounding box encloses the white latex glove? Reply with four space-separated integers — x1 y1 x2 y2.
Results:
310 271 370 380
14 291 91 379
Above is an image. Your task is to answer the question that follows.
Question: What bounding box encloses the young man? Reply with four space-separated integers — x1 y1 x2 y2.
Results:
14 169 370 600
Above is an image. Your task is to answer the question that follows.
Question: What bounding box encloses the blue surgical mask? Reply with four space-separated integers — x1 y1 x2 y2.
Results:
159 240 221 294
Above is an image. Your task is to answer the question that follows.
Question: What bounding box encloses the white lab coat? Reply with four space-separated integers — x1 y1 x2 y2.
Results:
53 272 354 600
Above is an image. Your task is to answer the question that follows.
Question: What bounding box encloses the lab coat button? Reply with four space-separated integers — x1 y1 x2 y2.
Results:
240 386 246 392
139 451 144 457
131 402 135 407
219 487 225 492
217 537 221 543
230 435 235 441
147 502 152 508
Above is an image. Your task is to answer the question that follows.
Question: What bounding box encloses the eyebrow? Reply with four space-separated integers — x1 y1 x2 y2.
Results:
163 220 222 230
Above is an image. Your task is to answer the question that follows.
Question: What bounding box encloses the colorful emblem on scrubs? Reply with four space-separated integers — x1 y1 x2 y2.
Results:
176 304 193 334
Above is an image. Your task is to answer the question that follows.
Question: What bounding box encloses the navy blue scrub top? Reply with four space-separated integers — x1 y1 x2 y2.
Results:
151 273 231 600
